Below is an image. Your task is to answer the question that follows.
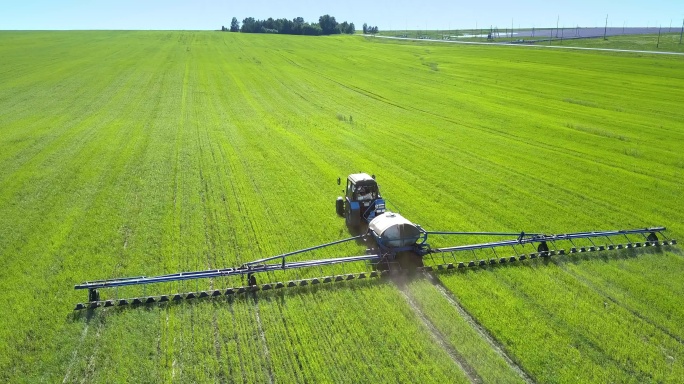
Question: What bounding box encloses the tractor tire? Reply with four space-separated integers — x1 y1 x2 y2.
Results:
537 241 549 253
336 197 344 216
345 203 353 227
344 201 364 235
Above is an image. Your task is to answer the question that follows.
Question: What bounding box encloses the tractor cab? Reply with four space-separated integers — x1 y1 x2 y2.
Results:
336 173 386 227
347 175 378 201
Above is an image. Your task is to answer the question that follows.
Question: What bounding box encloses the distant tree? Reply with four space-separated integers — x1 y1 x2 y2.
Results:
230 17 240 32
241 17 256 33
319 14 339 35
264 17 276 31
303 23 322 36
363 23 368 34
336 21 355 34
221 25 226 31
236 15 352 36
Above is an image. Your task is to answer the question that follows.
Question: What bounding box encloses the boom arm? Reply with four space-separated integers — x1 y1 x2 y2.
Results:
75 235 374 290
74 226 673 305
424 227 668 254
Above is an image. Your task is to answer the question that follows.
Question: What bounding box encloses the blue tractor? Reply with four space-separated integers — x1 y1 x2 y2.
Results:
336 173 386 227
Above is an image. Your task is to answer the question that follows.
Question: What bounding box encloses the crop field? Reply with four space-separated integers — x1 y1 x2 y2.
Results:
1 30 683 382
545 33 684 53
379 30 684 54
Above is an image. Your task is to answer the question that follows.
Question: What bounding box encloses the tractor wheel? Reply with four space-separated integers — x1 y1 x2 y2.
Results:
344 202 362 233
345 203 353 226
537 241 549 253
336 197 344 216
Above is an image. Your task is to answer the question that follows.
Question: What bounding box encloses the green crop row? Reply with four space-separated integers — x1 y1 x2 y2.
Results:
436 252 684 383
61 280 468 383
406 278 525 383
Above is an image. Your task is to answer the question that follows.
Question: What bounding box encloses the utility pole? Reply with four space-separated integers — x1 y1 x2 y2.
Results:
623 21 625 35
560 25 564 44
603 14 608 40
511 18 514 40
680 19 683 45
556 15 559 37
657 25 662 48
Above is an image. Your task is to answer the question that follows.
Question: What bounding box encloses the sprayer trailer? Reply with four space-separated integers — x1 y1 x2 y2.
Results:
74 173 676 309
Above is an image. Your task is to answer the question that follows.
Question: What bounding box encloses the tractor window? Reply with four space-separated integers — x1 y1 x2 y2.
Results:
356 186 374 200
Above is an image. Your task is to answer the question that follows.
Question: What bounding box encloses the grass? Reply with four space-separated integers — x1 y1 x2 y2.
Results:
378 29 684 53
436 251 684 383
555 33 684 53
405 278 525 383
0 30 683 382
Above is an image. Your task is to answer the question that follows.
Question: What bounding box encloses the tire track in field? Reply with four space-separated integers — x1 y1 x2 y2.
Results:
274 295 305 382
195 105 219 273
253 298 275 384
61 323 89 383
79 315 105 383
396 281 483 383
211 310 227 383
171 56 190 288
164 309 177 383
192 57 224 276
227 302 248 381
555 262 684 345
424 272 536 384
479 264 655 381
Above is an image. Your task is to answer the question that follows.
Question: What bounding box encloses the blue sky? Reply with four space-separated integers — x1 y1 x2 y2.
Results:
1 0 682 30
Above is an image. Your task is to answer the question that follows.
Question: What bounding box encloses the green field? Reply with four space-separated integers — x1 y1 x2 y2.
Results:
1 30 683 382
379 30 684 53
546 33 684 53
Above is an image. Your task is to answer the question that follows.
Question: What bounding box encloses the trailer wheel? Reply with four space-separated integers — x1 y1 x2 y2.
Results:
537 241 549 253
336 197 344 216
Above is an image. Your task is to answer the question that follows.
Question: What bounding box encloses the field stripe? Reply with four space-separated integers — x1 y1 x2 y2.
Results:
366 35 684 55
398 282 483 383
425 273 536 384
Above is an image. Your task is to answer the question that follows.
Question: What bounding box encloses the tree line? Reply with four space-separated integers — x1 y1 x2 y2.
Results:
222 15 356 36
362 23 379 34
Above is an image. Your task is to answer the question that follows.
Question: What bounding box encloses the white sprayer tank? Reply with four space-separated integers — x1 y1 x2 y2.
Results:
368 212 421 247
